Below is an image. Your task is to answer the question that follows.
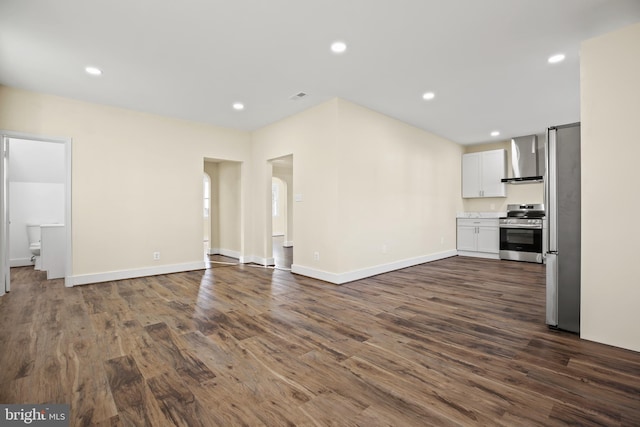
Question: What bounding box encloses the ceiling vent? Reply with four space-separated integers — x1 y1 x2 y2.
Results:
289 92 307 101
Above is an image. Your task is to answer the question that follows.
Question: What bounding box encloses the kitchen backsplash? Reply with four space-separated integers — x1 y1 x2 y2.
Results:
462 182 543 212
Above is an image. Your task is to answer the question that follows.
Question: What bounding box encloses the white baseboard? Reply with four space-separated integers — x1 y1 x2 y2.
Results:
209 250 274 266
456 251 500 260
208 248 241 259
10 258 33 267
70 261 207 286
291 250 458 285
283 241 294 248
240 255 275 266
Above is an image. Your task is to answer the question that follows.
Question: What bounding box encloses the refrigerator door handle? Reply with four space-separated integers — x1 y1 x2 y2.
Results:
547 128 558 253
546 253 558 326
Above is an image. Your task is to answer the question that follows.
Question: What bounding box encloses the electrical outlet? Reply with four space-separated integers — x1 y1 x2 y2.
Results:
153 252 160 260
440 237 445 245
381 244 387 254
313 251 320 261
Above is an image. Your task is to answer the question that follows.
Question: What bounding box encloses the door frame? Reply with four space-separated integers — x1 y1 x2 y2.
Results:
0 130 73 292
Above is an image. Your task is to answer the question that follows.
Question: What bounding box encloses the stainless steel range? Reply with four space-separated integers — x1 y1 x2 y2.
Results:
499 204 546 263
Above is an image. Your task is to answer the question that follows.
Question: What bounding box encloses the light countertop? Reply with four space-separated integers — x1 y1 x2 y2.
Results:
456 212 506 219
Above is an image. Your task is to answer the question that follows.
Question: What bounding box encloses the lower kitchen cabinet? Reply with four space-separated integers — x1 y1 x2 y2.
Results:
457 218 499 259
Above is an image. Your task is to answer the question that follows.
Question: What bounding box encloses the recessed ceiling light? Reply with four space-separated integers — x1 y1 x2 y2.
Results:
491 131 500 137
232 102 244 111
85 66 102 76
330 41 347 54
548 53 566 64
422 91 435 100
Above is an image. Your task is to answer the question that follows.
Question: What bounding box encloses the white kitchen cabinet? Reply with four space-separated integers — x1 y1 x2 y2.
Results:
462 149 507 198
457 218 499 259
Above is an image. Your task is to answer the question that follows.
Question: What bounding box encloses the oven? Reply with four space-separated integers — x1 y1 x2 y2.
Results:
499 204 546 263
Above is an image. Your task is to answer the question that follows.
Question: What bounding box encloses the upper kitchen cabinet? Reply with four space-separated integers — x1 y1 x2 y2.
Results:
462 149 507 198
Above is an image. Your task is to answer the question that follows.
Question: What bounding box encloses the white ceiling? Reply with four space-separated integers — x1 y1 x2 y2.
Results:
1 1 639 145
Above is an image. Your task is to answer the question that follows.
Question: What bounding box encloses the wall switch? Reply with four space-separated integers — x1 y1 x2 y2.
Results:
295 194 303 202
153 252 160 260
313 251 320 261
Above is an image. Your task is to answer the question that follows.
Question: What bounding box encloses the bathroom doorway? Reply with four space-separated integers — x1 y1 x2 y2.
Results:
0 131 72 295
269 155 293 270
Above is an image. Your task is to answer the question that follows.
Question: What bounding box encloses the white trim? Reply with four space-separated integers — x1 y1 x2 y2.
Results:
209 249 274 265
70 261 206 286
291 250 458 285
456 250 500 260
239 255 274 266
208 248 243 260
283 241 294 248
290 264 341 284
64 136 72 287
0 130 73 288
10 258 33 267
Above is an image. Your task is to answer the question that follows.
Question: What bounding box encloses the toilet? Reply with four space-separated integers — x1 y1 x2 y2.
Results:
26 224 41 261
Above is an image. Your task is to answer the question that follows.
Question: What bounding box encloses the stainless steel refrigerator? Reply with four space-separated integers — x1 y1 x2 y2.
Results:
545 122 581 333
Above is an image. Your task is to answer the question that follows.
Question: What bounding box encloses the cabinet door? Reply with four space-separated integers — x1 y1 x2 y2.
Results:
462 153 481 198
457 225 477 251
480 150 506 197
476 226 499 254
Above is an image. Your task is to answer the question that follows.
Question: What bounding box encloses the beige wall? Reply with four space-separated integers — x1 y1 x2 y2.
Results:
463 140 544 212
580 22 640 352
2 87 463 284
250 99 339 269
334 100 463 273
251 98 463 280
218 161 242 254
0 86 251 279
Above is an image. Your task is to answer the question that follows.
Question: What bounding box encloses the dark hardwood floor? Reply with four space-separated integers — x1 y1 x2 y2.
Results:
1 256 639 426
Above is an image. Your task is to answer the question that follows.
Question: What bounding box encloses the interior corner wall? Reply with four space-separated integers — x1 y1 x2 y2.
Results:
0 85 251 282
249 99 340 271
334 99 463 275
462 140 544 212
251 98 463 283
580 22 640 352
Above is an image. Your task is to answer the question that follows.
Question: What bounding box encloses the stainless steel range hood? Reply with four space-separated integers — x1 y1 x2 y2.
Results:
501 134 544 183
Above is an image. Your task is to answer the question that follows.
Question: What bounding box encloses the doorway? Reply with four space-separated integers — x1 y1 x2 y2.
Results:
269 155 293 270
203 159 242 266
1 132 72 295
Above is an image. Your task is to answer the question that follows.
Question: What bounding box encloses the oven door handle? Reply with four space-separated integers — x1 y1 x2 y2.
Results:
499 224 543 229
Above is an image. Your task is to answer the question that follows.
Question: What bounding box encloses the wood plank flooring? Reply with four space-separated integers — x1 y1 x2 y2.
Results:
1 256 640 426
